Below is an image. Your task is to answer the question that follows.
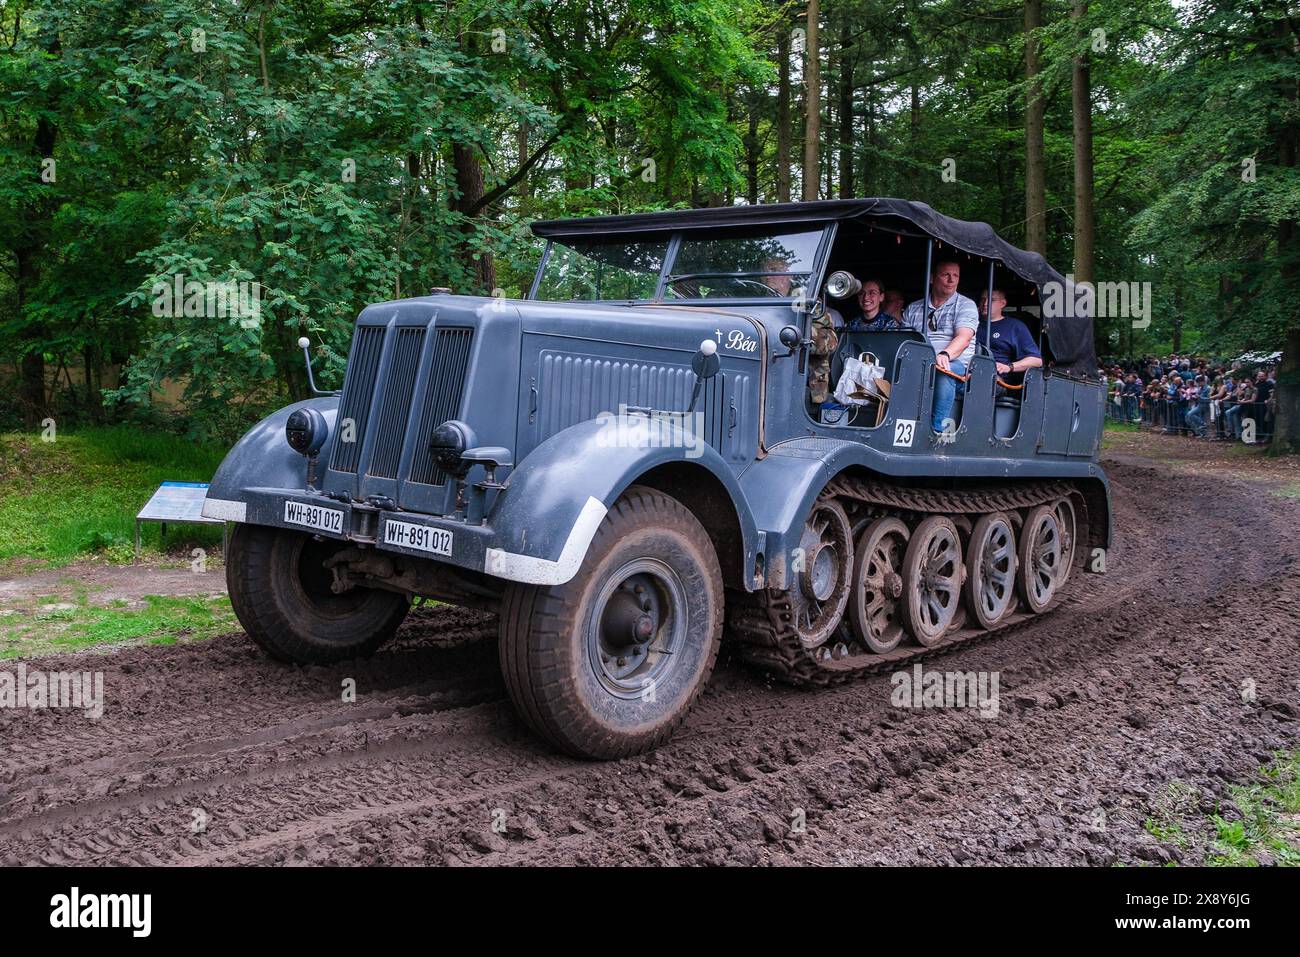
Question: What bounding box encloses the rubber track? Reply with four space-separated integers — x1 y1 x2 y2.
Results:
726 478 1082 686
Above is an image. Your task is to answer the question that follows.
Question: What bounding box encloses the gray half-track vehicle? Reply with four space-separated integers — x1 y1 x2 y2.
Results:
204 198 1110 759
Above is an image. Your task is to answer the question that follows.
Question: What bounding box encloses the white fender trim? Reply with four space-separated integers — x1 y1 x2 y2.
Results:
483 496 607 586
201 497 247 522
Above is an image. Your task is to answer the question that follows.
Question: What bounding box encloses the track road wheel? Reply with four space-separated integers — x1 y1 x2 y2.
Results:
901 516 964 647
498 486 722 760
225 524 409 664
964 512 1017 629
1018 505 1063 613
790 499 854 650
848 517 910 654
1053 496 1078 589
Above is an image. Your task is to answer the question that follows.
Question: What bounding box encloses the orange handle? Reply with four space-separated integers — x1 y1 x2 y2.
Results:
996 378 1024 391
936 365 969 383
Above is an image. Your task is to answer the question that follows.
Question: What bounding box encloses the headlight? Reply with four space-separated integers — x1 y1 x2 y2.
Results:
285 408 328 456
429 420 477 476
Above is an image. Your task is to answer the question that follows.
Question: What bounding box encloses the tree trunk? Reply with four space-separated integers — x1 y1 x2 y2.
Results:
707 84 730 207
1024 0 1047 255
802 0 820 202
516 91 531 213
909 79 920 189
452 26 494 293
826 41 836 197
1275 325 1300 454
15 246 46 428
744 91 760 204
838 16 854 198
1269 17 1299 454
777 29 792 202
861 57 875 195
452 141 494 292
1071 0 1095 286
17 106 59 428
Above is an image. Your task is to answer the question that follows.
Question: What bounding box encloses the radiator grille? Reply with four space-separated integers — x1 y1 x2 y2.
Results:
365 327 427 479
328 325 385 474
407 327 475 486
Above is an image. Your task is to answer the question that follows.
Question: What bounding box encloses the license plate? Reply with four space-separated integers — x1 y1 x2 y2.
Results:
384 519 453 557
283 500 344 534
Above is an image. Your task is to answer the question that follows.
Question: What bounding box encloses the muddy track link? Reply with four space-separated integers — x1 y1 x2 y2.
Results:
726 477 1085 686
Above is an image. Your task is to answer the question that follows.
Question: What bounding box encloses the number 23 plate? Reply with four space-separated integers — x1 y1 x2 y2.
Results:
892 419 916 447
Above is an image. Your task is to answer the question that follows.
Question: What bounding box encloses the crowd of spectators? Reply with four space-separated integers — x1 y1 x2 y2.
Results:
1101 354 1278 443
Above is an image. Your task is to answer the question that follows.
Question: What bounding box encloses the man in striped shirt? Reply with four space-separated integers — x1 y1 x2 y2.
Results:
902 259 979 433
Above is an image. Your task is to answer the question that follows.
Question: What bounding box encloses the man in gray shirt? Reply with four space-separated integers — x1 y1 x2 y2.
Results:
902 259 979 432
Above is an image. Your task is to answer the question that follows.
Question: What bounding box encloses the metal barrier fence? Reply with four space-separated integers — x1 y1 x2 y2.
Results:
1106 394 1273 444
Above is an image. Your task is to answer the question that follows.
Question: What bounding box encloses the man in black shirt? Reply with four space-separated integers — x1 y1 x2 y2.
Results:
977 289 1042 378
1255 369 1275 404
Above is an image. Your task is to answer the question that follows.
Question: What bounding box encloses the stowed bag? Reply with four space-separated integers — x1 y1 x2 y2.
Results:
834 352 887 406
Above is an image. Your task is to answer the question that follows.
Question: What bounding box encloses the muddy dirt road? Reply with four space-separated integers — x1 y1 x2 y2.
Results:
3 438 1298 865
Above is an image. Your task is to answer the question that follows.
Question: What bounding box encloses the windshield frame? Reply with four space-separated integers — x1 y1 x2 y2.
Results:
527 224 835 306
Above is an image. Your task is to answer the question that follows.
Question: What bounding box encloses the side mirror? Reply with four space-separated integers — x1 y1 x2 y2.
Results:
774 325 805 360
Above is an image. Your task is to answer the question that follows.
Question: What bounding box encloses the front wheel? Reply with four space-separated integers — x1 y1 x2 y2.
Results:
498 487 723 760
225 524 410 663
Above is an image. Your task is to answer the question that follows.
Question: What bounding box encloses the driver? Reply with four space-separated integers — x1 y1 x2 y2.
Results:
759 256 793 297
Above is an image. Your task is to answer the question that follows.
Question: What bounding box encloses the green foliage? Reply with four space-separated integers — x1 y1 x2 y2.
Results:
1126 0 1300 357
1206 752 1300 866
1 0 1295 440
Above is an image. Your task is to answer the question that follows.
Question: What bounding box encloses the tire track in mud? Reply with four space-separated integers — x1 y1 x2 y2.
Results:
2 454 1297 865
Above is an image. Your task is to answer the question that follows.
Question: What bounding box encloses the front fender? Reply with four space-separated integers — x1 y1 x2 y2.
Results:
483 417 760 587
201 397 340 522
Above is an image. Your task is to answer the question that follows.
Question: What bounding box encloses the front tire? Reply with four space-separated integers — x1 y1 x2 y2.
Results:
226 523 410 663
498 486 723 760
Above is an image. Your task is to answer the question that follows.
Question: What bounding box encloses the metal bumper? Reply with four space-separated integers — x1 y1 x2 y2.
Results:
201 487 605 587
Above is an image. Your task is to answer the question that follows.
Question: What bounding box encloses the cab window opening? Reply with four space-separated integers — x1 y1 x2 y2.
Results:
816 217 1047 433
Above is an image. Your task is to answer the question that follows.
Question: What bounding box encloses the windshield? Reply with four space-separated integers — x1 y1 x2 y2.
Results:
534 238 668 301
530 226 828 302
665 228 823 300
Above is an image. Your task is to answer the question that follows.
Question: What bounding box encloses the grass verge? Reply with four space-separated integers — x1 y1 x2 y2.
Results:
1143 753 1300 865
0 427 227 569
1206 753 1300 866
0 592 237 660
